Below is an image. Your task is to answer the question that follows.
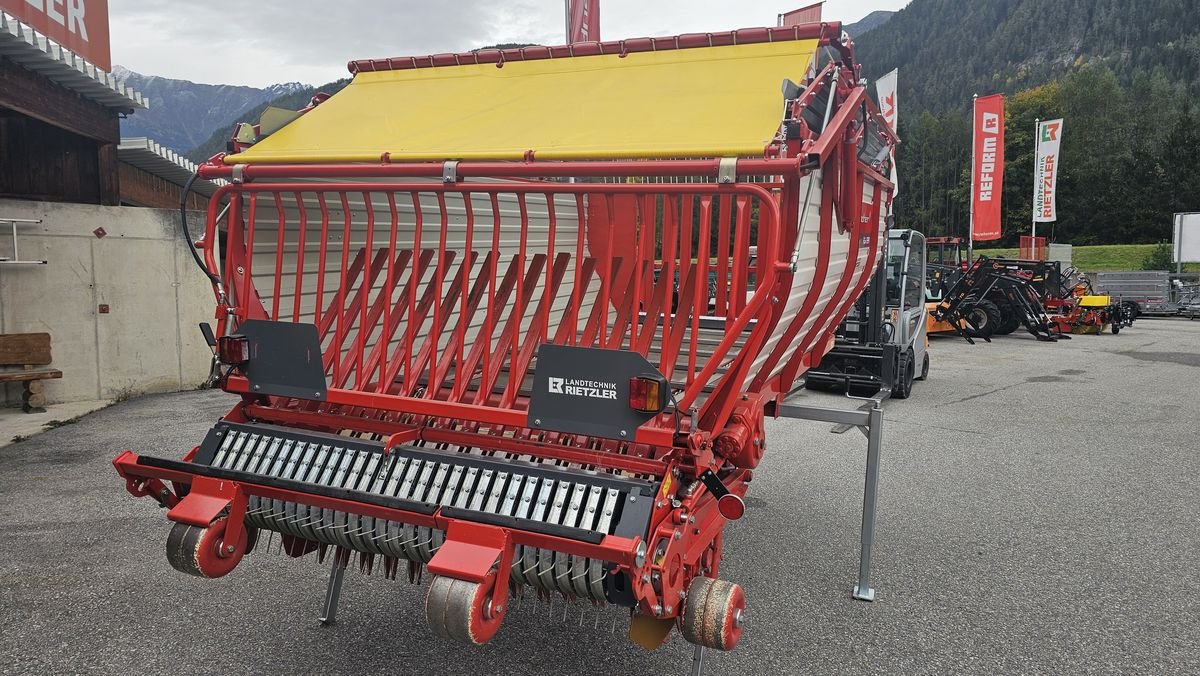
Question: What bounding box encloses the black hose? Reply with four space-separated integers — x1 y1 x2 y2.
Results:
180 171 222 286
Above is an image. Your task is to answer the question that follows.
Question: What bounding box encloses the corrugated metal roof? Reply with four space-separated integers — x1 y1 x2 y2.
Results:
118 137 226 196
0 12 147 113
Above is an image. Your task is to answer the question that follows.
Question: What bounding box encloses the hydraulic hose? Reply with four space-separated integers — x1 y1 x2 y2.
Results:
180 170 222 287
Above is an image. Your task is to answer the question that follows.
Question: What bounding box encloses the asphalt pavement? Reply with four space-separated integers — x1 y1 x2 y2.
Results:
2 318 1198 675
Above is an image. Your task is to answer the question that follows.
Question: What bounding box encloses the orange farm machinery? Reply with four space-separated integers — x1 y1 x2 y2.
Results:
112 23 894 661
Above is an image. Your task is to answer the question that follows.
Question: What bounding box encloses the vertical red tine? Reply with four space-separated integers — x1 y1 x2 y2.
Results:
603 264 644 351
679 194 694 311
431 251 493 399
454 253 521 402
314 193 331 330
332 193 353 386
405 192 424 396
581 257 625 346
407 251 475 398
514 193 529 358
336 247 400 386
634 258 671 358
355 192 376 389
714 193 731 316
430 192 450 394
323 248 388 374
378 192 401 390
599 194 615 346
503 252 570 408
385 251 455 395
657 195 679 371
481 193 501 389
363 249 423 392
569 194 586 345
628 194 649 350
366 249 432 391
473 255 546 406
270 192 286 320
552 258 596 344
660 264 699 382
459 192 475 386
543 193 556 341
291 192 308 323
242 192 257 320
347 249 413 389
223 192 241 313
690 196 713 384
337 249 412 387
315 248 367 341
729 195 752 318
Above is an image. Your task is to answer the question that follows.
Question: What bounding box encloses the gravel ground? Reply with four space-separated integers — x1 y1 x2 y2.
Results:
2 318 1198 675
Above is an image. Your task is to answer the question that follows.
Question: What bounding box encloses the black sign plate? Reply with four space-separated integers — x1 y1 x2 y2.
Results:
527 344 665 440
237 320 328 400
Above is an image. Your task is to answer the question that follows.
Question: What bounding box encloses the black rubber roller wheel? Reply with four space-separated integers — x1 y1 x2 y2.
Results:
680 577 746 651
165 517 249 578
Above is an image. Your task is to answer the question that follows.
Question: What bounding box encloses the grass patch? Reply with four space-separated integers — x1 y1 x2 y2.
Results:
975 244 1200 273
43 418 78 430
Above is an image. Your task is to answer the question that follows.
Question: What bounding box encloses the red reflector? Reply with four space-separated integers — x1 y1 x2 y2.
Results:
629 375 668 413
718 494 746 521
217 334 249 365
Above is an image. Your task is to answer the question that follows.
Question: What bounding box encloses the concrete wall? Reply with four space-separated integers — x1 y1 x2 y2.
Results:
0 199 213 406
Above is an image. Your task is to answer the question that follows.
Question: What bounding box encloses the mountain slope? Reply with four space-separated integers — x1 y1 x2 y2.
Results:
114 67 308 152
855 0 1200 113
845 10 895 37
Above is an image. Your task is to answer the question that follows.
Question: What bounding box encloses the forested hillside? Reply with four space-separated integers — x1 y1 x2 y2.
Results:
855 0 1200 245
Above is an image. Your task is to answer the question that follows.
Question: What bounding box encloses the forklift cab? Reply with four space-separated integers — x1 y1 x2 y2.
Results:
885 229 929 380
925 236 967 302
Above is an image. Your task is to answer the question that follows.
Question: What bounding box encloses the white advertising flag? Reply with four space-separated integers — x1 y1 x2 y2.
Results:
875 69 899 195
1033 118 1063 223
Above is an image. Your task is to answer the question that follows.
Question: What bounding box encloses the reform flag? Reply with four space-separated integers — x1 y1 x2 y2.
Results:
876 68 899 194
567 0 600 43
971 94 1005 241
1033 119 1063 223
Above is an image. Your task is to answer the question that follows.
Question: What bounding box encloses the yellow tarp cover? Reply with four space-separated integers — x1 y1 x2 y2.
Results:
226 39 818 164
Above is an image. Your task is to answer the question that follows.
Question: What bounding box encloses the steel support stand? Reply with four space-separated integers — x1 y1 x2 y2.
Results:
690 644 706 676
774 390 885 602
319 560 347 625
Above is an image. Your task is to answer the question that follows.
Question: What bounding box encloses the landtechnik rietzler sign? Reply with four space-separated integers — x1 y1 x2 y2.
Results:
1 0 111 71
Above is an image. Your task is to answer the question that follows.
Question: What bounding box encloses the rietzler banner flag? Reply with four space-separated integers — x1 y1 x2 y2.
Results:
971 94 1005 241
1033 118 1064 223
876 68 899 195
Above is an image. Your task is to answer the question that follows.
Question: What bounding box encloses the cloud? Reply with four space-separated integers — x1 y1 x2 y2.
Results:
109 0 907 87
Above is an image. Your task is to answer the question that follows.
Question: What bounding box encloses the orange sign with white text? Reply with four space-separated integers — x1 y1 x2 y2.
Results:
1 0 111 71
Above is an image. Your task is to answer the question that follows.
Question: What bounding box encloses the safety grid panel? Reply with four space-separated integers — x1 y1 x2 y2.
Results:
218 181 785 432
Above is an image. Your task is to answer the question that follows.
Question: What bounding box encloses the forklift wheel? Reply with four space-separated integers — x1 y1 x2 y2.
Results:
916 352 930 381
893 350 915 399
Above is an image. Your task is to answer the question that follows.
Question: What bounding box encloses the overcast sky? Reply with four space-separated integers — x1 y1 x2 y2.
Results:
109 0 908 88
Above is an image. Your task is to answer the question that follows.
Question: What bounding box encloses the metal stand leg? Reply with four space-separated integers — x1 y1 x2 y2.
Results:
690 644 706 676
852 403 883 602
319 561 347 625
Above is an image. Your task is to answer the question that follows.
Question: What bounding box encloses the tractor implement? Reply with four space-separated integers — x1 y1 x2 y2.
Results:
113 22 895 663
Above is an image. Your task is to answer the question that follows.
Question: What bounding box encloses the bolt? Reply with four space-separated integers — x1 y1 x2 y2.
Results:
678 590 686 601
654 604 663 617
619 430 627 437
253 384 260 390
315 392 323 397
236 266 245 275
664 605 673 614
494 605 504 614
673 530 681 541
225 545 236 554
642 574 651 584
533 418 542 426
734 608 745 627
689 515 696 524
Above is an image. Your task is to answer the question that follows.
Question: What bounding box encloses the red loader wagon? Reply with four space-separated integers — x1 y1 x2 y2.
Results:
113 21 895 664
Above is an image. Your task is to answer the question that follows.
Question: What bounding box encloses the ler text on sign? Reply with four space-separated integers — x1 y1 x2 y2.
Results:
1 0 111 71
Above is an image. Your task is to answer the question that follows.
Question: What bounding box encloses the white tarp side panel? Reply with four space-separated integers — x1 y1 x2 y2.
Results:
1175 213 1200 264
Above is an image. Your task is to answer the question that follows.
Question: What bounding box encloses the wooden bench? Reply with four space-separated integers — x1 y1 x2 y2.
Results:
0 333 63 412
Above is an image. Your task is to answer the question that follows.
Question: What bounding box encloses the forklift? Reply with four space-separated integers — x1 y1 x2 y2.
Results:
806 229 929 399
